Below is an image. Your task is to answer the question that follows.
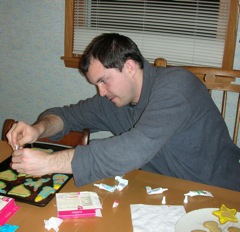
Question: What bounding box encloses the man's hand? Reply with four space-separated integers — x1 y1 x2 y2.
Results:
6 121 41 150
6 114 64 150
11 148 74 176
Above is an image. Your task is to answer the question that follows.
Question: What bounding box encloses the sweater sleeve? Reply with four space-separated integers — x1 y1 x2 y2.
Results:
39 95 117 141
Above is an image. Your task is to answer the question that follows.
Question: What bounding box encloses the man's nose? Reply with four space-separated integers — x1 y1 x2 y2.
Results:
98 85 107 97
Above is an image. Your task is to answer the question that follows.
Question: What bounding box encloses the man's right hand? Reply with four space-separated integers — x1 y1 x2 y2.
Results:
6 121 41 150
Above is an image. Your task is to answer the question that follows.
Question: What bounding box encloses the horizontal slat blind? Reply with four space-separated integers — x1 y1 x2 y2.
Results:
73 0 229 67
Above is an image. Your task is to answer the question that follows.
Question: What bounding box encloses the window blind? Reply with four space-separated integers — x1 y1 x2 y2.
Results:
73 0 229 67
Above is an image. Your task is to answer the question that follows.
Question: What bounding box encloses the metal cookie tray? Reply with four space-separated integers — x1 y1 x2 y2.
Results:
0 142 72 207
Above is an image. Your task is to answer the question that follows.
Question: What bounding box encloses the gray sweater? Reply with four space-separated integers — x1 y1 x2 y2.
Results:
42 60 240 191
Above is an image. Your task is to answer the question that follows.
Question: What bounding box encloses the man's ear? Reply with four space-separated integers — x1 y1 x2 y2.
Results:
125 59 138 78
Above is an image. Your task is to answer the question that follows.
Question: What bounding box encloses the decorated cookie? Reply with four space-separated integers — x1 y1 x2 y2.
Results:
53 174 69 190
0 181 6 189
17 173 33 178
8 184 31 197
31 147 53 153
212 204 238 224
34 186 55 202
0 169 17 181
0 181 7 194
25 177 51 191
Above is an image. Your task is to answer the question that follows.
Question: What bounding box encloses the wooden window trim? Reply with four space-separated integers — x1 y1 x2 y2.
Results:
222 0 239 69
61 0 80 68
61 0 239 69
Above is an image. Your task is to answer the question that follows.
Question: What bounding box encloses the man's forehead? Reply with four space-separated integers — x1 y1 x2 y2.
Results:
87 59 105 82
88 58 103 70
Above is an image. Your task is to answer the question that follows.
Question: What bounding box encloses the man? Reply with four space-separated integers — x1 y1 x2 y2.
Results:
7 33 240 191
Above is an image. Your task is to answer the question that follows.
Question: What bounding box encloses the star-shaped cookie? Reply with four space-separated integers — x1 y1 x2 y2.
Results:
212 204 238 224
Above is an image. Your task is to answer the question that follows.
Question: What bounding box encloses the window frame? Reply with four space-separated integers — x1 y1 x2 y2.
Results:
61 0 239 69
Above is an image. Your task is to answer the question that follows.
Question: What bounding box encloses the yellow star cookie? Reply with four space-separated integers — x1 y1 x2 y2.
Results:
212 204 238 224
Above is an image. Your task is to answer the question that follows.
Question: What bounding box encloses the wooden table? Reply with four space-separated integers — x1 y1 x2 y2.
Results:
0 141 240 231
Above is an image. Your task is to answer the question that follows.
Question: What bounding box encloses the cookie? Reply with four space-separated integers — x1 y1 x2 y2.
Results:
17 173 33 178
228 227 240 232
0 181 6 189
0 181 7 194
31 147 53 153
212 204 238 224
0 169 17 181
25 177 51 191
53 174 68 190
8 184 31 197
34 186 55 202
203 221 221 232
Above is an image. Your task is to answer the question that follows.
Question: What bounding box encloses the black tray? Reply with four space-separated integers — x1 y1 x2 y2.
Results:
0 142 73 207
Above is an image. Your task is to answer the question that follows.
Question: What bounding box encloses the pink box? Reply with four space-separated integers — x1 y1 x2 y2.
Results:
57 208 99 219
0 196 20 226
56 192 102 219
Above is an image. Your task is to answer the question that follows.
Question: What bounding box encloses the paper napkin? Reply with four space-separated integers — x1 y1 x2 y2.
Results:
130 204 186 232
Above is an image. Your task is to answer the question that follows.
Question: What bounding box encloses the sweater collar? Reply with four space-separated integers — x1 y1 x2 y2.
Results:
128 59 153 110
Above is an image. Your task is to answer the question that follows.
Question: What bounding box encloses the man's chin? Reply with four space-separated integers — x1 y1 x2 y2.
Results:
114 102 128 108
111 100 124 108
109 97 127 108
113 102 122 108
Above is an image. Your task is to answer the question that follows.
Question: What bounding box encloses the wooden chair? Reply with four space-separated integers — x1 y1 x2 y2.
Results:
154 58 240 144
2 119 90 147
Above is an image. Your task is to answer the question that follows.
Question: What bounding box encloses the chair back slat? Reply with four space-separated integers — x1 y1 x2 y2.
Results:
233 94 240 144
221 91 227 119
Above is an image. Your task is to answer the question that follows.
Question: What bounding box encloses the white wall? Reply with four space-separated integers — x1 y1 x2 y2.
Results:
0 0 110 139
0 0 240 142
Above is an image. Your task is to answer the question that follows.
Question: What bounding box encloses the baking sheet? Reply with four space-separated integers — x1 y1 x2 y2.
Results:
0 142 73 207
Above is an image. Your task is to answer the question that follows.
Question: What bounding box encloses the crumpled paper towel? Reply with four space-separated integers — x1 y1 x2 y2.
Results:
130 204 186 232
44 217 63 232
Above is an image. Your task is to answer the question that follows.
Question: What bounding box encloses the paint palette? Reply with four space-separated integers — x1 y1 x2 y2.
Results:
0 143 72 207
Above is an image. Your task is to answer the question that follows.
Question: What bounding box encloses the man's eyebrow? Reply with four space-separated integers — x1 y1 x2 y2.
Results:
96 76 105 84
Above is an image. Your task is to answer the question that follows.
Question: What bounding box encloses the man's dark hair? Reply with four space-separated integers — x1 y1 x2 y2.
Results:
79 33 144 76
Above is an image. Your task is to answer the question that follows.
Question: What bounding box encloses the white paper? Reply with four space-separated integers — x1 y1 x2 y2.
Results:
130 204 186 232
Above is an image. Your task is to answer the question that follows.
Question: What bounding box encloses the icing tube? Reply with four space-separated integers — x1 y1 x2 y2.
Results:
146 186 168 195
94 183 116 192
184 190 213 197
115 176 128 191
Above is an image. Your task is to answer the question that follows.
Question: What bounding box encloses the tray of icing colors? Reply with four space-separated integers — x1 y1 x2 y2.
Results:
0 142 73 207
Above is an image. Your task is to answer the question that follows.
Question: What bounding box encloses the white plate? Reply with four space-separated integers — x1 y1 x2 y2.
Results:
175 208 240 232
